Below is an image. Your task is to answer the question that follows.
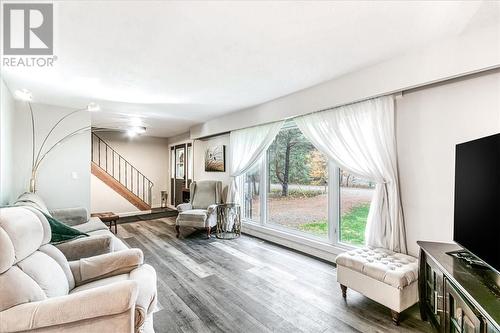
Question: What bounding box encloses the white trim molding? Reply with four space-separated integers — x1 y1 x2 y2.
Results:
242 221 352 263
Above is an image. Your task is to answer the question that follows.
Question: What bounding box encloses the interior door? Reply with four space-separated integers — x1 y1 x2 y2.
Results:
170 143 192 207
174 145 186 206
170 147 175 206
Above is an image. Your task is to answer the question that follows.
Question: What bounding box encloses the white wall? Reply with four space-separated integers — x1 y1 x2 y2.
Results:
0 80 15 205
193 134 231 196
167 132 191 146
183 21 500 259
396 70 500 256
90 131 169 213
190 23 500 139
190 72 500 258
12 102 91 210
91 174 138 214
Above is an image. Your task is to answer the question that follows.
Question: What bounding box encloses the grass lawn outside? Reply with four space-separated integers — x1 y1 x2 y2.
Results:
297 203 370 245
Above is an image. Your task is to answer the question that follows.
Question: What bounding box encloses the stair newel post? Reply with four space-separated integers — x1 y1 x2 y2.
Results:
98 137 101 166
149 181 153 206
91 134 94 163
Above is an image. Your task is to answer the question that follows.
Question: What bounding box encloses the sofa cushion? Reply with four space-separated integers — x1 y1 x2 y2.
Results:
0 207 51 264
71 264 157 317
39 244 75 290
0 266 47 311
14 192 51 216
177 209 208 228
0 227 15 274
335 247 418 289
87 229 128 251
17 251 70 298
55 234 114 261
50 207 89 226
73 218 109 233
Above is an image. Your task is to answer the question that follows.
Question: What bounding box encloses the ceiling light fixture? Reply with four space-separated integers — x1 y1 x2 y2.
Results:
126 126 146 137
87 102 100 112
127 130 138 137
130 126 146 134
15 89 33 101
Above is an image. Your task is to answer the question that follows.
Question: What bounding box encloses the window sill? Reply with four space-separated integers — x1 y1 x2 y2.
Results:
241 221 353 263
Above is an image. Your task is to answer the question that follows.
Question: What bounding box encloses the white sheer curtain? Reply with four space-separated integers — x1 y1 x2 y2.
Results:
227 120 284 204
294 96 407 253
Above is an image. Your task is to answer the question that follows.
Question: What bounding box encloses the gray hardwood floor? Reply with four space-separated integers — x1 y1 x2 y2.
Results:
117 218 431 333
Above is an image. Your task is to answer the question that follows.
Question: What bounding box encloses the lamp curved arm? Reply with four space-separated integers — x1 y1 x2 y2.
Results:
33 126 91 172
28 102 36 169
34 107 87 167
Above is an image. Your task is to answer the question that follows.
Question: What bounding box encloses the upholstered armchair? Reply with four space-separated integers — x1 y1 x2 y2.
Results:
0 207 157 333
175 180 223 238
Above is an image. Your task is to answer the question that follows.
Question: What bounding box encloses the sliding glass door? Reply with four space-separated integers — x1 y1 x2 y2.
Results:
240 120 375 247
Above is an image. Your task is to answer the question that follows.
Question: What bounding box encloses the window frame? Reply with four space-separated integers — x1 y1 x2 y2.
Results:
241 144 358 250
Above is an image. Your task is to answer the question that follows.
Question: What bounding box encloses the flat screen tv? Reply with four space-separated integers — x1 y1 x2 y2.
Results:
454 133 500 273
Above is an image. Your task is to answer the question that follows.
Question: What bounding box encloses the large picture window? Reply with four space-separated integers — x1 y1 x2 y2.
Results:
339 171 375 246
267 125 328 239
242 163 261 222
241 120 374 247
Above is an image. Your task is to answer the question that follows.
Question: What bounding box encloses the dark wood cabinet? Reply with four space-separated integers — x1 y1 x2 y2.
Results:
445 278 483 333
418 241 500 333
421 256 445 327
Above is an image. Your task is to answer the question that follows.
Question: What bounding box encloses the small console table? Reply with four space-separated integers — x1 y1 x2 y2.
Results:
91 212 119 234
418 241 500 333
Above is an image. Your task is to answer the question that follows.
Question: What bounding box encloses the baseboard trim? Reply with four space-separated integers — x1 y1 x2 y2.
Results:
117 210 151 217
242 223 348 263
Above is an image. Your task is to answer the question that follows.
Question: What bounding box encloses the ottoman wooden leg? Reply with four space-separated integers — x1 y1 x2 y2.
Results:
175 225 180 238
391 310 400 326
340 284 347 298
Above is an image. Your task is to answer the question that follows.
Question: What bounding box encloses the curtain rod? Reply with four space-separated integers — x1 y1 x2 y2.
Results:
194 65 500 140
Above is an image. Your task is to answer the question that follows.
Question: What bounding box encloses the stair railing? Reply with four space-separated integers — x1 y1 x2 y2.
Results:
91 132 154 207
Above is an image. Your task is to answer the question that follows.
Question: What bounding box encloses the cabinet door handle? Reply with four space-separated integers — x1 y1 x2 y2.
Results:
434 291 438 315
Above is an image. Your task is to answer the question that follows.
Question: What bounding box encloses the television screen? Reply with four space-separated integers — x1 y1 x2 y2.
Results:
454 133 500 273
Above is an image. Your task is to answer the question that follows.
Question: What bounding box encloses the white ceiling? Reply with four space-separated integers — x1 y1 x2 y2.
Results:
2 1 498 137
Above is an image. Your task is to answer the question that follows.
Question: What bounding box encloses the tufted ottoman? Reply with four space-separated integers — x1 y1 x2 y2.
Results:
335 247 419 325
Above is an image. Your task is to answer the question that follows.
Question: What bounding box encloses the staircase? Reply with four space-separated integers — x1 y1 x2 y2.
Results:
91 133 153 210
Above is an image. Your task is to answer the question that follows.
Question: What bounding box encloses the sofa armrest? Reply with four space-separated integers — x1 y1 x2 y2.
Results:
70 248 144 286
176 202 192 213
50 207 89 226
55 234 113 261
0 280 137 333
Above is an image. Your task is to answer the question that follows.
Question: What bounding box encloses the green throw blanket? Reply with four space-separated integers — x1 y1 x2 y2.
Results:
42 212 89 244
1 204 88 244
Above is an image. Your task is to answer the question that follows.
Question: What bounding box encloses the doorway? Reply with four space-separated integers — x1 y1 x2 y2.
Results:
170 143 192 206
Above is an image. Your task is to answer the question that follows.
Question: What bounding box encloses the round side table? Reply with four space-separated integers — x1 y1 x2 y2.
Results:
216 203 241 239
